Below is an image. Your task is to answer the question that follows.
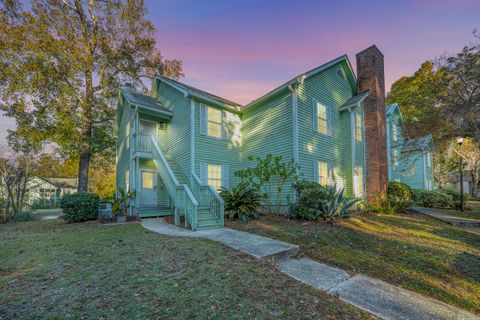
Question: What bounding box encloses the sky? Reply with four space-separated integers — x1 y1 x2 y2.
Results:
0 0 479 142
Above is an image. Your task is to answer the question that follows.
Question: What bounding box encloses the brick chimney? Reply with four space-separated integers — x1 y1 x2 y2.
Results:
356 45 388 202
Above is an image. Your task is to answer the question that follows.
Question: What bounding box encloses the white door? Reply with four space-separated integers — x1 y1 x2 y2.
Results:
141 171 157 206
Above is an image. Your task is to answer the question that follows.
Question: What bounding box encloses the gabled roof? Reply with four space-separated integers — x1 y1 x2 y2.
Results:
120 87 173 116
41 177 78 189
155 76 243 109
402 134 434 152
243 55 357 110
386 103 405 127
338 90 369 111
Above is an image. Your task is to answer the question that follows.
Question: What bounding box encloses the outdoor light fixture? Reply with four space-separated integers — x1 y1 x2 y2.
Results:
457 137 465 212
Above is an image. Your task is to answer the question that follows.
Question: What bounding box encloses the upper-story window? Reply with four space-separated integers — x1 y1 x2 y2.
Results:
200 104 228 139
427 152 432 168
336 67 346 80
126 122 130 149
392 124 398 143
313 100 331 135
354 112 362 142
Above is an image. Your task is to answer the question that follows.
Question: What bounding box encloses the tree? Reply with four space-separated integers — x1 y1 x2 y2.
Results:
0 0 183 193
386 61 448 140
443 138 480 196
436 33 480 141
0 150 37 219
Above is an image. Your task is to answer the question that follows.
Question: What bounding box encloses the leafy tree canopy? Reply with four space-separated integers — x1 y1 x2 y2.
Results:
0 0 183 191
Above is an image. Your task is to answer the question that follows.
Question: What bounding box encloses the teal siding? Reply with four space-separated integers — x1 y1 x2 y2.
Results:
194 101 243 188
116 95 133 193
155 81 191 178
242 93 294 205
297 63 362 198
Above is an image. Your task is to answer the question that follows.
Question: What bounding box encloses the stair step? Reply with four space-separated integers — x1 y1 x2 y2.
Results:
197 221 222 230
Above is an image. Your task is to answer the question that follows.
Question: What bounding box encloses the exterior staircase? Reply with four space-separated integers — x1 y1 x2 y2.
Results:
138 206 172 218
149 137 224 231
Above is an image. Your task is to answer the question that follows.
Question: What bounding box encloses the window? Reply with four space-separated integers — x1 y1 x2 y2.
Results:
354 112 362 142
208 164 223 190
201 163 229 191
142 171 154 189
200 104 227 139
426 153 432 168
336 67 346 80
314 100 330 135
316 161 330 185
125 170 130 192
126 122 130 149
392 125 398 142
354 166 364 197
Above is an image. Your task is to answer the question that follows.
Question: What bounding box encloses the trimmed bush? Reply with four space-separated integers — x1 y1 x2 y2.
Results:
59 193 100 223
295 181 331 209
387 182 412 211
411 189 454 208
220 182 261 223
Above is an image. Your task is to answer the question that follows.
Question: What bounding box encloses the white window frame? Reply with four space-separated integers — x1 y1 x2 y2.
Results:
125 169 130 192
200 104 228 139
353 166 364 198
314 160 332 186
313 100 331 136
200 162 229 191
354 112 362 142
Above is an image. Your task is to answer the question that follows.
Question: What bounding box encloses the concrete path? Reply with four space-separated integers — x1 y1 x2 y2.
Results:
411 207 480 228
33 208 63 220
141 218 480 320
141 218 298 259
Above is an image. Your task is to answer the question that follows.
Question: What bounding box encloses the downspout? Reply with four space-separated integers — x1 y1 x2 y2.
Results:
288 78 302 204
422 150 427 190
129 106 138 215
190 98 195 184
349 106 356 197
386 119 391 180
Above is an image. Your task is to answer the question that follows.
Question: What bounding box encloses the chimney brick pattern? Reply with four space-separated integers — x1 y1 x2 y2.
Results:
356 45 388 202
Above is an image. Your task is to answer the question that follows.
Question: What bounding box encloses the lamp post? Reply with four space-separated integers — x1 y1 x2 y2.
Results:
457 137 464 212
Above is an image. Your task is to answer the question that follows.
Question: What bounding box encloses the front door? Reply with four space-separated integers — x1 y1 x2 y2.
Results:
141 171 157 206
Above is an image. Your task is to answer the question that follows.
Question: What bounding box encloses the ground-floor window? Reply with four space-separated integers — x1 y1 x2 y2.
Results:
354 166 364 198
315 160 331 186
201 163 229 191
125 170 130 192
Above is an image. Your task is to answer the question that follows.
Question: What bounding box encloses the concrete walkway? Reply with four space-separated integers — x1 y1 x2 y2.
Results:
141 218 479 320
411 207 480 228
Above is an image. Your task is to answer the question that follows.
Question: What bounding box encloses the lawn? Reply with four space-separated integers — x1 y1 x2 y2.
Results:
0 220 373 320
227 213 480 315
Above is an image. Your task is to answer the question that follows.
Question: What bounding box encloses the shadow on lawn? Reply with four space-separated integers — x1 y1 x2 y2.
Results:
452 252 480 283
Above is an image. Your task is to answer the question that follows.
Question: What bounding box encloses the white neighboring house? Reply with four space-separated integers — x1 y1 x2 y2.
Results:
26 177 78 208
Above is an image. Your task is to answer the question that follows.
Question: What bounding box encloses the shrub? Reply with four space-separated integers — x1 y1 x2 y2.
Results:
366 196 398 214
292 183 358 220
296 181 331 209
387 182 412 211
411 189 454 208
112 187 136 218
317 187 359 220
59 193 100 223
438 188 469 209
11 212 36 222
220 182 261 223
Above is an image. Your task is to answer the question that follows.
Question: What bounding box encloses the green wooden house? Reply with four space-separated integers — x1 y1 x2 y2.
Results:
115 54 372 230
386 103 434 190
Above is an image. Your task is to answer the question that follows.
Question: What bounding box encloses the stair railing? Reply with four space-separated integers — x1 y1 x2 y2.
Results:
150 137 198 230
191 173 224 226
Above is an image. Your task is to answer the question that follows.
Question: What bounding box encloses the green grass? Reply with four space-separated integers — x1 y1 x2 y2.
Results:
0 220 373 319
227 213 480 315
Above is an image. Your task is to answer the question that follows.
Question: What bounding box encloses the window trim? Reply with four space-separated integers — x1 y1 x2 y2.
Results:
200 103 228 139
313 99 331 136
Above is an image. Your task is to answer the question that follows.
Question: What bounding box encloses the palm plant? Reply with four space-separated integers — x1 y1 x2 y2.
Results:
112 187 136 219
220 182 261 223
318 186 358 220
